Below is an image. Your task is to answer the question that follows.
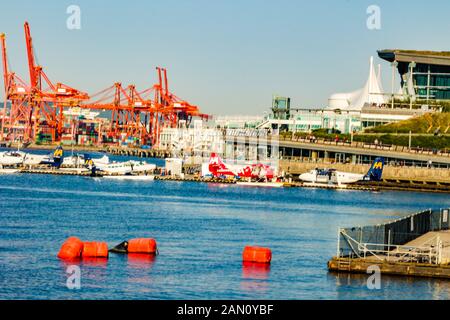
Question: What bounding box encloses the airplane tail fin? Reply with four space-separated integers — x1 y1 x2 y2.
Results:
365 157 384 181
83 154 94 168
208 153 228 177
209 153 225 166
52 146 64 168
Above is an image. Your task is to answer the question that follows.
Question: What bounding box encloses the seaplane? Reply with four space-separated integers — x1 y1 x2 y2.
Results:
0 148 52 170
299 157 384 188
0 150 25 166
62 153 110 168
202 153 283 187
94 160 156 177
0 150 22 173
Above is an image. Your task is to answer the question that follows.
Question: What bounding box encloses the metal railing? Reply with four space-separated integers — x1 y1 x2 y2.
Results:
338 229 445 265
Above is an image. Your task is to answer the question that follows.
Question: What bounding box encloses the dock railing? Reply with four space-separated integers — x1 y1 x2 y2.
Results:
338 229 443 264
337 208 450 265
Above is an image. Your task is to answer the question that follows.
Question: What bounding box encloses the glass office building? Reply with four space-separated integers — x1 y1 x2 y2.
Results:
378 50 450 101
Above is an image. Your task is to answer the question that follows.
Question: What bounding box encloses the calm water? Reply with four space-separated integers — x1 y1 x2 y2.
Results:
1 154 450 299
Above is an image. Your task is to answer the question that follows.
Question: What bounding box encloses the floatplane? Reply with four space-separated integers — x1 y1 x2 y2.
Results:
202 153 283 187
97 160 156 179
0 148 52 173
299 157 384 188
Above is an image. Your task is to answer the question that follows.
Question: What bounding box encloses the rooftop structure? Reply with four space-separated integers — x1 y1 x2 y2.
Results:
378 49 450 101
327 56 387 111
214 115 264 129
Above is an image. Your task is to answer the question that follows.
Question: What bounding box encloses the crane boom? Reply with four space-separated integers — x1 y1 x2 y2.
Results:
24 22 38 88
0 33 8 92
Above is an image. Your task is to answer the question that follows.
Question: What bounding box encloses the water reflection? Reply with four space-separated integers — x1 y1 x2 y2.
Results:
242 261 271 280
127 253 156 269
240 262 271 294
126 254 156 287
81 257 108 268
329 271 450 300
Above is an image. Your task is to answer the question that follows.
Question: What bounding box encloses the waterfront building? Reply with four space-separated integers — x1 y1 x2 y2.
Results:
378 49 450 102
327 56 387 111
214 115 264 129
158 120 225 158
258 53 443 133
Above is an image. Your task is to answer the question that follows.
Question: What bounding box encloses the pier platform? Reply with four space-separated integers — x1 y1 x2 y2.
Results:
329 209 450 279
328 256 450 279
7 167 450 192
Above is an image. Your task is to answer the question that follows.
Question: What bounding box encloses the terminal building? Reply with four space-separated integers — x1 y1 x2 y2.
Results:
254 51 449 134
157 50 450 168
377 49 450 102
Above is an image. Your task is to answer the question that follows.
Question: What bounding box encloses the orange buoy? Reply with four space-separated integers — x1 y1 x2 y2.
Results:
57 237 84 260
81 242 109 258
242 246 272 264
127 238 157 254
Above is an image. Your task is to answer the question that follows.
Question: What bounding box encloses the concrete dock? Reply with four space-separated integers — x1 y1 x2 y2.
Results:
329 210 450 279
6 167 449 193
328 256 450 279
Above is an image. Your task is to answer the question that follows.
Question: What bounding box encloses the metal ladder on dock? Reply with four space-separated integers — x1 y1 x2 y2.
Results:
337 258 352 271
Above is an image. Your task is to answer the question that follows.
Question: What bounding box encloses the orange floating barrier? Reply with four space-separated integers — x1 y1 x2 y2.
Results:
81 242 109 258
127 238 157 254
242 246 272 264
57 237 84 260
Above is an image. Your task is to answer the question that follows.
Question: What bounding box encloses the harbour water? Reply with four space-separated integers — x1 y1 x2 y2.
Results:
1 156 450 299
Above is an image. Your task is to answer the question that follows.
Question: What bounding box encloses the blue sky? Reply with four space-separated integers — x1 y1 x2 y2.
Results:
1 0 449 115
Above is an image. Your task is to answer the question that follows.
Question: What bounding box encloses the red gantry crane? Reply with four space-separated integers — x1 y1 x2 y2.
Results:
1 22 210 147
23 21 89 142
1 32 33 142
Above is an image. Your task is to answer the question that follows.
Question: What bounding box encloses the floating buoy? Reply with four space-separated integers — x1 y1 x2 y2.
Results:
128 238 158 254
242 246 272 264
57 237 84 259
109 238 158 255
81 242 109 258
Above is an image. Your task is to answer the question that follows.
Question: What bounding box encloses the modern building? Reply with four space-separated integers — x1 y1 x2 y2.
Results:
214 115 264 129
258 108 361 134
378 50 450 102
327 56 387 111
258 52 445 133
158 120 225 158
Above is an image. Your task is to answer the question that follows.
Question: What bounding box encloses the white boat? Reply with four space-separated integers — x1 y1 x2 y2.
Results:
236 181 284 188
102 174 155 181
0 168 20 174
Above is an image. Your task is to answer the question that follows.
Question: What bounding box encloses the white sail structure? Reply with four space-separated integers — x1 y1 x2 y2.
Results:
328 56 387 110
